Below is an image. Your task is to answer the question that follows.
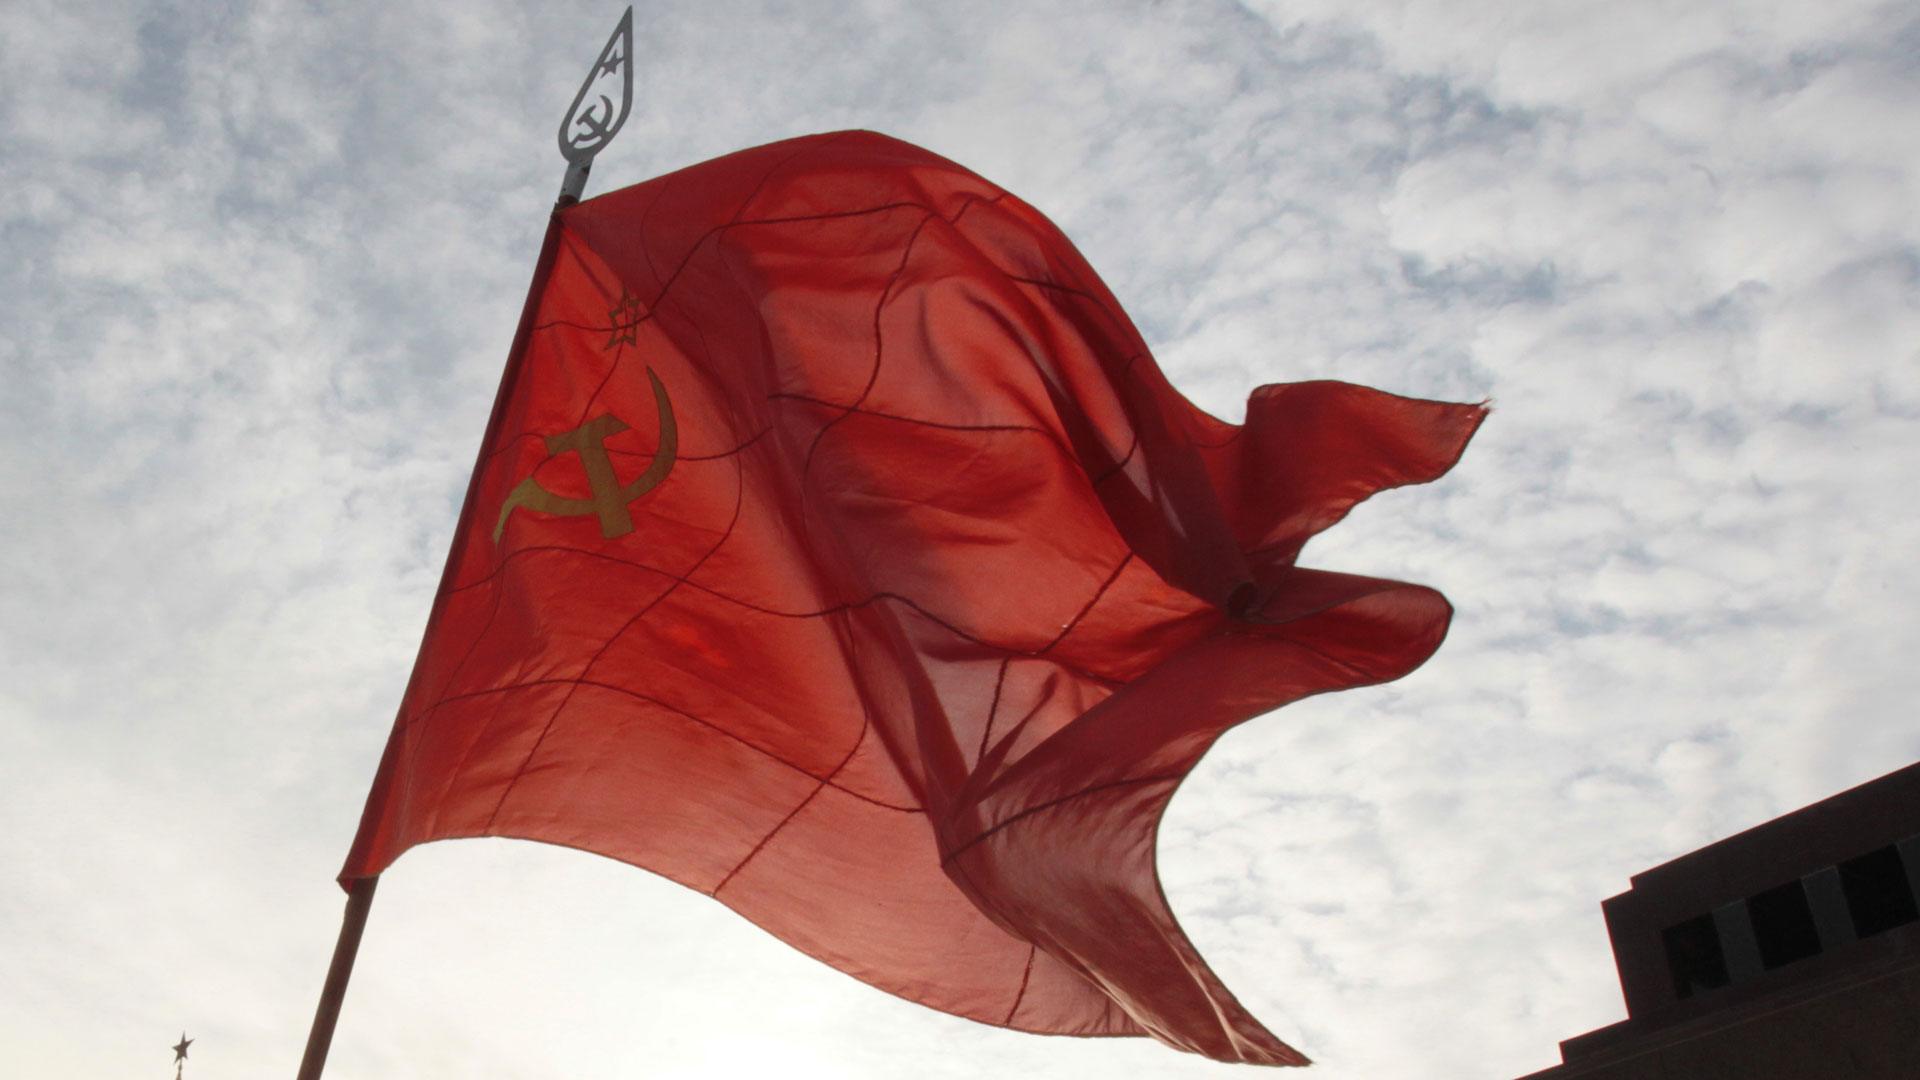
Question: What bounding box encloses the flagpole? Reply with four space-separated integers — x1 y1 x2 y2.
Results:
289 195 577 1080
291 10 633 1080
288 201 573 1080
294 876 377 1080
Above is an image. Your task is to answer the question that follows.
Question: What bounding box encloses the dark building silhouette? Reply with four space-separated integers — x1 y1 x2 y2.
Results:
1517 762 1920 1079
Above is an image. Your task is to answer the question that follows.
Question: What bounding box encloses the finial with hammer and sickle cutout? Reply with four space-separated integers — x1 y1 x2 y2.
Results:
557 7 634 203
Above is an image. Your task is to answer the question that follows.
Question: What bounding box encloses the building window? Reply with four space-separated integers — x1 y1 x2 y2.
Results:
1838 845 1919 938
1746 880 1822 970
1663 913 1729 999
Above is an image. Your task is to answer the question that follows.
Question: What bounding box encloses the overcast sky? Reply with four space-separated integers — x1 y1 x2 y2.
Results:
4 1 1918 1077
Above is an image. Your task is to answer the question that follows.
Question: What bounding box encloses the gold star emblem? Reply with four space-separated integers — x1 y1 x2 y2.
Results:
173 1033 193 1063
606 289 644 350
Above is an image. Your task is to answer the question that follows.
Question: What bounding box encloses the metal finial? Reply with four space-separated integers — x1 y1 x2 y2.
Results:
557 7 635 203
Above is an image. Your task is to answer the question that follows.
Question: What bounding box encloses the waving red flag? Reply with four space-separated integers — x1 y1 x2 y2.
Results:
342 130 1483 1065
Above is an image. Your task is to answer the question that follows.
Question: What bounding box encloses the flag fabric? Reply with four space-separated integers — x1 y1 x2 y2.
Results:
341 130 1484 1066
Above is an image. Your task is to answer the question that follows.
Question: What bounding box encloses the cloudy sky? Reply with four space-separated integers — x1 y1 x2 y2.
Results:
4 0 1917 1077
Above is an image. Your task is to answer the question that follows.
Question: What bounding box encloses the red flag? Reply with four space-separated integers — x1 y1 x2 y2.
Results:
343 130 1483 1065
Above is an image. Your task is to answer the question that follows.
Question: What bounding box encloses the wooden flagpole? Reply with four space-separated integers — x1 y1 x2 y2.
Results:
295 877 377 1080
291 9 633 1078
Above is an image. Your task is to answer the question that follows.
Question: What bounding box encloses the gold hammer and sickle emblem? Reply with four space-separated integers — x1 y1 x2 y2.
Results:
493 368 677 541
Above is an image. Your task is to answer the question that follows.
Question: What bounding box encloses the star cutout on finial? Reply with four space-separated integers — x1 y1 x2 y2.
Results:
606 289 644 350
596 49 624 78
172 1033 193 1063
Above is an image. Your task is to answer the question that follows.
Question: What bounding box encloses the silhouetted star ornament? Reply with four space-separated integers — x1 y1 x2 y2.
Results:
172 1033 192 1063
